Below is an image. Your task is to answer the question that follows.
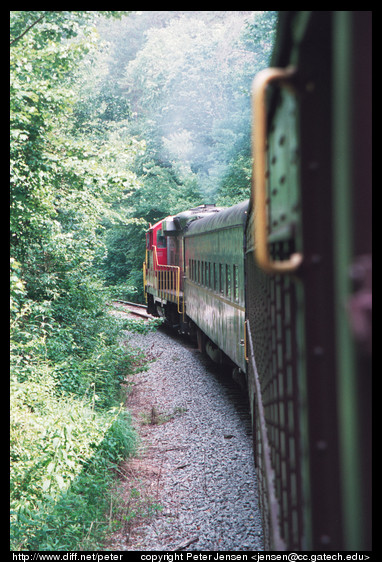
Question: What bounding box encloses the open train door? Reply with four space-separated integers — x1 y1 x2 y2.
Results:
246 11 371 550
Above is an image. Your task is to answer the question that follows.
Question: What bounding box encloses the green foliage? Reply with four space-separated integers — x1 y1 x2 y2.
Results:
10 271 142 549
118 11 277 201
10 297 139 549
92 12 277 293
10 11 277 548
9 10 146 551
120 316 164 335
10 371 137 550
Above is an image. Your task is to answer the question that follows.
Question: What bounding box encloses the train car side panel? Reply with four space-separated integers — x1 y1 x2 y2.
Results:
184 201 249 372
331 11 372 549
247 10 371 550
246 211 305 551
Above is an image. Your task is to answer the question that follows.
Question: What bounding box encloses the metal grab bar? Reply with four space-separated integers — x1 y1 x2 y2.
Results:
143 261 147 302
244 320 249 362
145 246 183 314
251 67 303 274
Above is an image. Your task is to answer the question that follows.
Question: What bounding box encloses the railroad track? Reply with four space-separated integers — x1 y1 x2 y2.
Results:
109 315 262 551
111 300 154 320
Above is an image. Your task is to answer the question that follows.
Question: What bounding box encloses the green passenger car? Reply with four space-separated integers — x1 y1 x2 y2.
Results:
184 200 249 373
247 11 371 551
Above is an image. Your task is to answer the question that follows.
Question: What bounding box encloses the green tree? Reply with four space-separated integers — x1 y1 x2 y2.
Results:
120 11 277 202
92 11 277 294
10 11 143 550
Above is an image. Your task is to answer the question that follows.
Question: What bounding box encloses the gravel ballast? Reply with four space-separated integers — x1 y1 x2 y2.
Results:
110 321 264 551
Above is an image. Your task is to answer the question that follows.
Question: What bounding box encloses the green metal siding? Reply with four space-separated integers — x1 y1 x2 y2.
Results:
184 201 249 371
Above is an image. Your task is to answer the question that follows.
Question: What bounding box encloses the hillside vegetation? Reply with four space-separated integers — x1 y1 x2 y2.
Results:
10 11 276 550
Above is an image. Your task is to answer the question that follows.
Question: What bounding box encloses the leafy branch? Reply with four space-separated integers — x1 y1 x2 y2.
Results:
10 12 48 46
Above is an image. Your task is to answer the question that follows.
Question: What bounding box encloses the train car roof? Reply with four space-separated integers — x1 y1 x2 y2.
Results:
184 199 249 237
149 218 168 231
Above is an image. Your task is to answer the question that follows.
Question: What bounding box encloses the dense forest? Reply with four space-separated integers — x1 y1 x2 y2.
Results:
10 11 276 550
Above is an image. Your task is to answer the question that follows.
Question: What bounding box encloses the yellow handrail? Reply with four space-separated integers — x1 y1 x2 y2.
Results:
145 246 183 314
244 319 249 362
251 66 303 274
143 261 147 302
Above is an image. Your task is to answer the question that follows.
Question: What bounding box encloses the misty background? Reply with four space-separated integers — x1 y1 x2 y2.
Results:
101 11 275 202
78 11 277 299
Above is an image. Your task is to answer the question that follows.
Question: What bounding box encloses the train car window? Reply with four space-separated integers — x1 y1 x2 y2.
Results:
201 261 204 286
213 263 218 292
206 262 210 289
219 264 224 295
197 261 201 284
233 265 239 302
157 232 166 248
226 264 231 299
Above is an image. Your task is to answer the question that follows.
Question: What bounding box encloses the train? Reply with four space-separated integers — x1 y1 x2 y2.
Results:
143 11 371 551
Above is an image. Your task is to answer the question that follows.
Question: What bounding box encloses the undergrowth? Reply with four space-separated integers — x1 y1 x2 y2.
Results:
119 315 163 335
10 279 155 551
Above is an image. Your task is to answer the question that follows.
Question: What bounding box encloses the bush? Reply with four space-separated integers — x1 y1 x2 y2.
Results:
10 375 137 550
10 283 142 550
10 350 138 550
